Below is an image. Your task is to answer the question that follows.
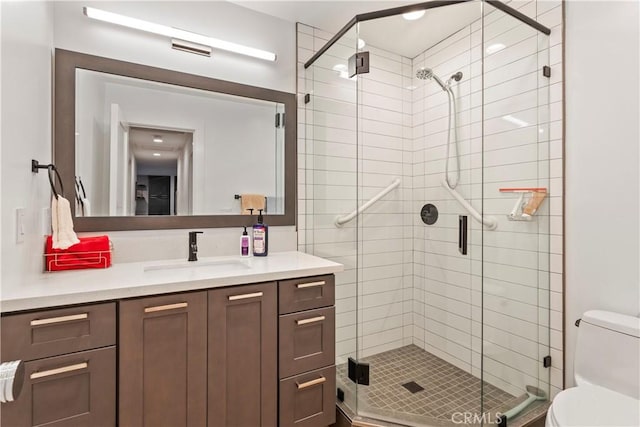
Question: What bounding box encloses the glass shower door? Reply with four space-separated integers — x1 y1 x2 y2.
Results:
302 24 360 418
481 2 551 424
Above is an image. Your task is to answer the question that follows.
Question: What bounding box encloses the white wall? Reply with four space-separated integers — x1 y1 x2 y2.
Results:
0 2 54 296
1 1 298 298
564 0 640 387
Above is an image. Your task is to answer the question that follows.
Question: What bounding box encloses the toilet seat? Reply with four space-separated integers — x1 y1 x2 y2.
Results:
547 385 640 426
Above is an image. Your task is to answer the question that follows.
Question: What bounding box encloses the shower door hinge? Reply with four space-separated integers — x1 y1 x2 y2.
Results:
349 51 370 78
348 357 370 385
542 65 551 78
304 93 311 104
275 112 285 128
543 355 552 368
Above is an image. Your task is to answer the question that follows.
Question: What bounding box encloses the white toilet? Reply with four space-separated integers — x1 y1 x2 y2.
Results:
546 310 640 426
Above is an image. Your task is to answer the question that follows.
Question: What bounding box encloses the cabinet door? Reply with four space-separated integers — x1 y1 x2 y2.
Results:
119 292 207 427
208 283 277 427
0 347 116 427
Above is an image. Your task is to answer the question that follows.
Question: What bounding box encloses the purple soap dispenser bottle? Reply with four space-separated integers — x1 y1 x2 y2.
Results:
252 209 268 256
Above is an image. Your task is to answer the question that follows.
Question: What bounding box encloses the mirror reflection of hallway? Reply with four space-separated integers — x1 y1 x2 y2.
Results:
130 127 193 216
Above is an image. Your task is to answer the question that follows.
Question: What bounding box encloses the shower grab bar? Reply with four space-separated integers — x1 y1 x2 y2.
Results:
441 179 498 230
334 178 401 227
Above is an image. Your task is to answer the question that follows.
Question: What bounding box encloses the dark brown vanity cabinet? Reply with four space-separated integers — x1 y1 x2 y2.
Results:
1 273 336 427
208 282 278 427
0 303 117 427
278 275 336 427
119 291 207 427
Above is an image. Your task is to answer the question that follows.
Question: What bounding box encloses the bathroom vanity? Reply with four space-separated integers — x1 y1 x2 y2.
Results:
0 251 342 427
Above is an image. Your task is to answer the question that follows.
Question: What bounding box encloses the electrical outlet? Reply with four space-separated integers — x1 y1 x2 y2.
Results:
16 208 25 243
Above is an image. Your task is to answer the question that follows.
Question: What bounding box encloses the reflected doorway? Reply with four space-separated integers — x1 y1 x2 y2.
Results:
129 127 194 216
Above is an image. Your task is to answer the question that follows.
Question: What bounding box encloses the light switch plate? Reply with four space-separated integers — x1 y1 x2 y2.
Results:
16 208 25 243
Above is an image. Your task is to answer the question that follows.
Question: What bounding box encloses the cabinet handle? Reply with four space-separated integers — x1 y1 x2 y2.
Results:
144 302 188 313
30 362 88 380
296 315 325 326
228 292 263 301
296 376 326 390
30 313 88 326
296 280 325 289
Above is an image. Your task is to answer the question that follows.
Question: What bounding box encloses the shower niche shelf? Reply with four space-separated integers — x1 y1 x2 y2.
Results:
500 188 548 221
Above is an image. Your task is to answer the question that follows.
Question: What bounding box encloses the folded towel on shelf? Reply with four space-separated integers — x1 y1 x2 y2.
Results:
240 194 266 214
51 196 80 249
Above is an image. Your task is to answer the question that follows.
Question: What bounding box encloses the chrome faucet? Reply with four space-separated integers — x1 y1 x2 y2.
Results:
188 231 203 261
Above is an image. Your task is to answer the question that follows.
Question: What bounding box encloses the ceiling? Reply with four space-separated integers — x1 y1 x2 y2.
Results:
230 1 482 59
130 127 192 171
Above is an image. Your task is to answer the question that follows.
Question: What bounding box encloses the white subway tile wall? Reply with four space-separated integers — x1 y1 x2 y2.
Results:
297 0 563 404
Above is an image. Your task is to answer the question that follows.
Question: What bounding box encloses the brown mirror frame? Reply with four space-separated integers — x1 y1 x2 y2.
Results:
55 49 296 231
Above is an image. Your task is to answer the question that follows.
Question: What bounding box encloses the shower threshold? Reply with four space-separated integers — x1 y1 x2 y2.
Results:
336 345 549 427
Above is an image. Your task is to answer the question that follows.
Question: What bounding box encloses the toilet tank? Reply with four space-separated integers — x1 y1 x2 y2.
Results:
575 310 640 399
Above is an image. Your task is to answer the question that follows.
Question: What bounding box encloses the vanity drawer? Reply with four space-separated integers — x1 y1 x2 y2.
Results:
279 306 335 378
0 346 116 427
1 303 116 362
279 365 336 427
279 274 334 314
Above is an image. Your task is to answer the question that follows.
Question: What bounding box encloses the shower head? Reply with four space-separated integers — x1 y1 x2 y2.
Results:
416 67 433 80
416 67 448 91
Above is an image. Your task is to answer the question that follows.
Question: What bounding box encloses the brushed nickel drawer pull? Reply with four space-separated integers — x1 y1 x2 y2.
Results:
296 376 326 390
296 315 326 326
228 292 263 301
30 313 88 326
296 280 325 289
30 362 88 380
144 302 188 313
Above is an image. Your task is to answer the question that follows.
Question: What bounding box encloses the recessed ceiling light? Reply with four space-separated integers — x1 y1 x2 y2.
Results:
403 10 425 21
152 152 161 157
358 38 366 49
153 136 163 143
486 43 506 54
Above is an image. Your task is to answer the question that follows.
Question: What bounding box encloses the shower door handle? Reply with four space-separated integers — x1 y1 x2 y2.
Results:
459 215 468 255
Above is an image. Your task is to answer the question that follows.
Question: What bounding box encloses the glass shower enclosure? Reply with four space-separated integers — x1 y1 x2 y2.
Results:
303 1 551 426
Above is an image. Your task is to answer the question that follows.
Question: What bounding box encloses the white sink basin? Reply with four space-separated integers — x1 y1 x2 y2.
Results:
144 259 250 273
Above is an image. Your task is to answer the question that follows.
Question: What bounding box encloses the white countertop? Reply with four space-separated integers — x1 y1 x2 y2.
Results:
0 251 343 313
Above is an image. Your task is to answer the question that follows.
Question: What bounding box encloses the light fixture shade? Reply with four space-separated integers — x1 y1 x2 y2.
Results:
83 7 277 61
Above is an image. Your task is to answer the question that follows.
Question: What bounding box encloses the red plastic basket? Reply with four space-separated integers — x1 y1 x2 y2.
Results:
44 235 112 272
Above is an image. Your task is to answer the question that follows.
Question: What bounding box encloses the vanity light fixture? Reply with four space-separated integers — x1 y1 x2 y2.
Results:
83 7 277 61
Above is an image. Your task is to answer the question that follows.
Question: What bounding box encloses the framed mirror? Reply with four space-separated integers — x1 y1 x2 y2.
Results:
55 49 296 231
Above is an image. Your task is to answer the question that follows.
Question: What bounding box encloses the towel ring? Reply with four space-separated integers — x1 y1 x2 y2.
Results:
31 159 64 199
48 165 64 199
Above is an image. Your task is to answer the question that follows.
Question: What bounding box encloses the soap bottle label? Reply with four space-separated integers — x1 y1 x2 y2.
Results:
253 229 265 254
241 237 250 256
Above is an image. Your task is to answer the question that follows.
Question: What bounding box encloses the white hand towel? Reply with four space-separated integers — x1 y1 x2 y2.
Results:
51 196 80 249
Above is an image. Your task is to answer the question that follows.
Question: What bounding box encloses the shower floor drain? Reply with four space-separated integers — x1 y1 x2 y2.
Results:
401 381 424 394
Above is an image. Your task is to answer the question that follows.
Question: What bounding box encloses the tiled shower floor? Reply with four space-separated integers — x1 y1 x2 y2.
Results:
337 345 549 427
